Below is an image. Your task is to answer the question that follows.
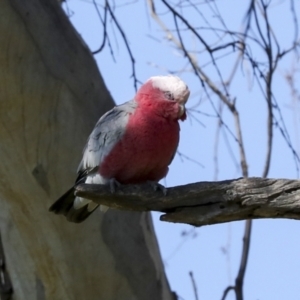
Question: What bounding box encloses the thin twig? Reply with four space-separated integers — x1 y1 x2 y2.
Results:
234 220 252 300
221 286 235 300
189 271 199 300
106 1 138 91
92 0 108 54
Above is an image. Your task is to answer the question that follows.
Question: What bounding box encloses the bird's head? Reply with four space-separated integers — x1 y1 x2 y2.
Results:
136 75 190 120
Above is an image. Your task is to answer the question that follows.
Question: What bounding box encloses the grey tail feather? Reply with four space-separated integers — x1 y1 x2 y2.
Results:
49 187 99 223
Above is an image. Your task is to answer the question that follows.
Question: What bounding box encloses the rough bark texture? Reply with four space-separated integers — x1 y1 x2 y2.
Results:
0 0 173 299
75 177 300 226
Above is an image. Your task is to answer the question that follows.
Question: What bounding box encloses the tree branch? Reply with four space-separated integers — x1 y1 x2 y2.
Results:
75 177 300 226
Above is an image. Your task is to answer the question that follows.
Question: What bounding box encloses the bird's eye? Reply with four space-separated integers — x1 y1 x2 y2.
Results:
164 91 174 100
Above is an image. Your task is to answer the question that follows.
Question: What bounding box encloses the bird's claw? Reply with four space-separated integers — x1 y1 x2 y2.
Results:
109 178 121 193
108 179 167 195
147 181 167 196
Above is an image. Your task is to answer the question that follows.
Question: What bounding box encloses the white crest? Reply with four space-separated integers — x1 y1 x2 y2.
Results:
149 75 188 99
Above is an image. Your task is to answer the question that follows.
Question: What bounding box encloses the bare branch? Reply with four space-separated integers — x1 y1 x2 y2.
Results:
74 177 300 226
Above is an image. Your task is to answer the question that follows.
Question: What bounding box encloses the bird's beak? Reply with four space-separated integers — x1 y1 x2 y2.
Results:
177 87 190 120
178 87 190 105
178 104 186 118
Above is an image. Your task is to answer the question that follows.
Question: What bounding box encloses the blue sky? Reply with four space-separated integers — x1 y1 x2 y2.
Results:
64 1 300 299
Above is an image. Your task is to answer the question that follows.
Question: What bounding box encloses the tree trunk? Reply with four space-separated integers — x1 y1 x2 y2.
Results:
0 0 173 299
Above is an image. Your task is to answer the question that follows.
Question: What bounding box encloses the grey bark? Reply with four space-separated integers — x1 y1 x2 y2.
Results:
75 177 300 226
0 0 173 299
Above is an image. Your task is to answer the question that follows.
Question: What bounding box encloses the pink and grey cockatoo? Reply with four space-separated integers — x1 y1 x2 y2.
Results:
50 75 190 222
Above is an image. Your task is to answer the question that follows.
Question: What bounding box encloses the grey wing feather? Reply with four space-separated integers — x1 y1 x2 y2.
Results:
78 99 137 174
49 100 137 223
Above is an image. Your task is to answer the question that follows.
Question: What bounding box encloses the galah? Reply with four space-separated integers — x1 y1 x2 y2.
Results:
50 75 190 223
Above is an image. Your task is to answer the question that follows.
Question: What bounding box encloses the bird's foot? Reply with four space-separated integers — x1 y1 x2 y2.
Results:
147 181 167 196
108 178 121 193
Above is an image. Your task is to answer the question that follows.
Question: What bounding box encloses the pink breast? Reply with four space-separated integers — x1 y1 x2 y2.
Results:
99 109 180 184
